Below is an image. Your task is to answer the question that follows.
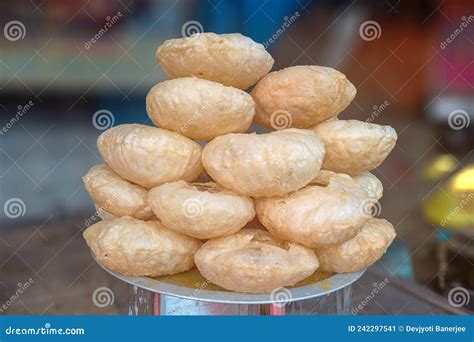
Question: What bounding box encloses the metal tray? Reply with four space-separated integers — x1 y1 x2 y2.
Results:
95 255 365 305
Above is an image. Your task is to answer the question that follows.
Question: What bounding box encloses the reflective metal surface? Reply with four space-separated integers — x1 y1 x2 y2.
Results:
94 254 365 305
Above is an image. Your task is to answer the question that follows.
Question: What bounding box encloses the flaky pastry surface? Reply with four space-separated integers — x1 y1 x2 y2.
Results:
83 164 154 220
256 176 370 248
195 228 319 293
156 33 274 89
83 217 201 277
313 120 397 175
251 66 356 129
312 170 383 200
202 129 325 198
97 124 203 188
147 181 255 239
315 218 396 273
146 77 255 141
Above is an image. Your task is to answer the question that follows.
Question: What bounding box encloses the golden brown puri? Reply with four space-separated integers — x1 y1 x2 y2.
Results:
147 181 255 239
202 129 325 198
194 228 319 293
83 217 201 277
315 218 396 273
311 170 349 186
352 172 383 200
251 66 356 129
97 124 203 188
256 175 370 248
312 170 383 200
155 33 274 89
146 77 254 141
83 164 154 220
312 119 397 175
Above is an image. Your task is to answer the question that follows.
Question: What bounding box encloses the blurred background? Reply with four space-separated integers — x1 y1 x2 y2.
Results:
0 0 472 315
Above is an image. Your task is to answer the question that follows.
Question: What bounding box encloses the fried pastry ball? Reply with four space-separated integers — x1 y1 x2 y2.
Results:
312 120 397 175
251 66 356 129
311 169 351 186
147 181 255 239
202 129 325 198
256 176 370 248
194 228 319 293
352 172 383 200
156 33 274 89
83 164 154 220
97 124 203 188
146 77 254 141
83 217 201 277
312 170 383 200
315 218 396 273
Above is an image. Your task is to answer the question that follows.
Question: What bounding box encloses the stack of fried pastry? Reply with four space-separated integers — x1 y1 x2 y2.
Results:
83 32 397 293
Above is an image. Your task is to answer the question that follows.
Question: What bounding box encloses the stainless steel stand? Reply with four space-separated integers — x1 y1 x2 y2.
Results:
127 284 356 315
95 262 364 315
